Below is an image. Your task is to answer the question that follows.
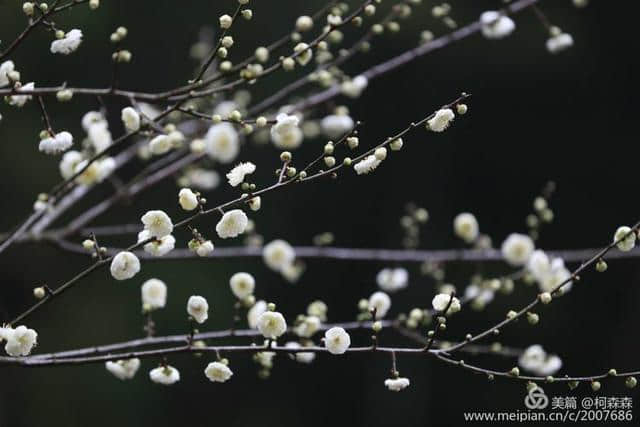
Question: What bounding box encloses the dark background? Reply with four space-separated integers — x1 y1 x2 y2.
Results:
1 1 639 426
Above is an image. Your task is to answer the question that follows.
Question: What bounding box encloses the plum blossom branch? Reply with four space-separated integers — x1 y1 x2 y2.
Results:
30 239 640 265
433 222 640 356
5 94 468 327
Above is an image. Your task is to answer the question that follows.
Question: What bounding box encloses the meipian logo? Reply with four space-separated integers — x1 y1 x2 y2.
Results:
524 385 549 410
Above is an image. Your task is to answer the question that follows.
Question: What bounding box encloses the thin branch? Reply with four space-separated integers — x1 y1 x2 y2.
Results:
5 95 468 326
0 0 65 61
434 222 640 355
435 353 640 383
31 240 640 265
292 0 539 113
193 3 244 82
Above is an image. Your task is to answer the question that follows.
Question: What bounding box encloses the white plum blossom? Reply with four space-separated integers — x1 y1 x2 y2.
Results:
110 251 141 280
341 75 368 98
327 14 342 26
87 121 112 152
2 325 38 356
136 102 160 121
293 42 313 66
247 196 261 211
324 327 351 355
480 11 515 39
141 278 167 310
254 349 277 369
149 365 180 385
432 293 461 314
141 210 173 239
385 377 410 392
59 150 83 179
121 107 141 132
82 111 106 131
614 226 636 252
205 123 240 163
427 108 455 132
0 327 11 342
271 113 303 149
285 342 316 363
376 267 409 293
184 168 220 191
9 82 34 107
368 291 391 319
321 114 354 139
0 60 16 87
178 188 199 211
296 15 314 32
105 358 141 380
454 213 479 243
294 316 321 338
257 311 287 339
263 239 296 272
195 240 214 257
38 131 74 155
353 155 382 175
527 250 573 294
50 29 83 54
187 295 209 324
204 361 233 383
215 209 248 239
307 300 328 322
74 157 116 185
519 345 563 376
138 230 175 257
149 134 172 155
464 284 495 307
527 250 550 279
248 300 268 329
229 272 255 299
226 162 256 187
214 101 237 118
501 233 535 266
546 33 574 54
281 261 305 283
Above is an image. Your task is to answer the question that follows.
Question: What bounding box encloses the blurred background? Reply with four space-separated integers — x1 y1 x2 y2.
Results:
1 0 639 426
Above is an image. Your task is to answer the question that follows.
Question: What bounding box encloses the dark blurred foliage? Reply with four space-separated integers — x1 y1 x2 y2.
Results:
1 1 639 426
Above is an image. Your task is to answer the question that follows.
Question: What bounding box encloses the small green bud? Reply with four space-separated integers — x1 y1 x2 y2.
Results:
625 376 637 389
596 260 608 272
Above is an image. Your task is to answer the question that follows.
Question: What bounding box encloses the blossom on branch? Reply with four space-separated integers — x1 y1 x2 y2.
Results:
480 11 515 39
205 123 240 163
229 272 255 299
204 361 233 383
187 295 209 324
324 327 351 354
215 209 248 239
501 233 534 266
141 278 167 310
257 311 287 339
149 365 180 385
141 210 173 239
110 251 141 281
226 162 256 187
426 108 455 132
376 268 409 293
38 131 74 155
50 29 83 55
385 377 410 392
105 358 141 380
1 325 38 356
